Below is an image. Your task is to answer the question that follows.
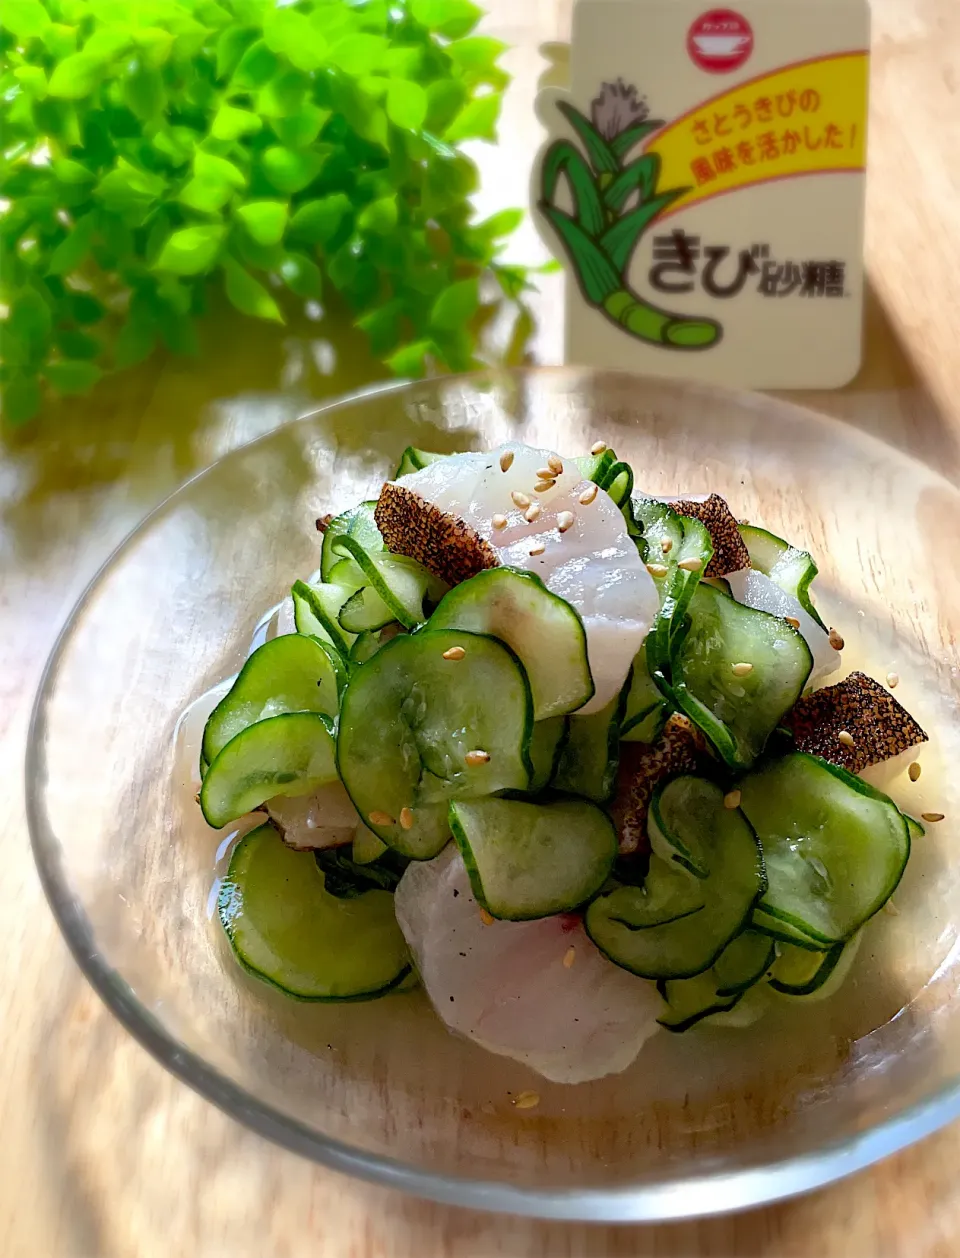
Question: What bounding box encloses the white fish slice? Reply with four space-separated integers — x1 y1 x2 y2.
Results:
724 568 840 687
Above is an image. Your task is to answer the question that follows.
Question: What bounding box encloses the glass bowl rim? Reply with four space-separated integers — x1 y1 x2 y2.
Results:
24 366 960 1222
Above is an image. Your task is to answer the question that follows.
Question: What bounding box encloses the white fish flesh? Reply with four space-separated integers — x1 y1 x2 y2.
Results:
394 845 662 1083
724 568 840 687
396 443 658 713
264 781 360 850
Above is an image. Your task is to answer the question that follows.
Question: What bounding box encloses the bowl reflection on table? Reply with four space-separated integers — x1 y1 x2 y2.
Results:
26 368 960 1220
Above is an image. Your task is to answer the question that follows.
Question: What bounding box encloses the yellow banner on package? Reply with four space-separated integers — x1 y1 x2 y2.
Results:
646 52 868 217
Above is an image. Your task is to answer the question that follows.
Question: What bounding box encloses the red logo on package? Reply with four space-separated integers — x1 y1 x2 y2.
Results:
688 10 754 74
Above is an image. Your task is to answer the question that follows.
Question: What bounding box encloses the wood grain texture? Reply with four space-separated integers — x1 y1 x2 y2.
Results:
3 2 960 1255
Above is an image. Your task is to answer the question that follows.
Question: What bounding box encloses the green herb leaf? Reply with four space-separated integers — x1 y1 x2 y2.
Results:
357 195 397 235
278 252 323 300
411 0 483 40
237 200 288 246
261 146 325 194
222 258 284 323
211 104 262 141
1 373 42 426
154 225 225 275
288 194 351 245
42 360 103 394
386 338 434 378
3 0 51 41
48 54 103 100
386 80 427 132
271 103 328 149
444 95 500 144
430 278 479 331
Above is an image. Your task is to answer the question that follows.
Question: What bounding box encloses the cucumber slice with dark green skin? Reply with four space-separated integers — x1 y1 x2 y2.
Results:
449 797 617 920
906 814 925 842
575 448 617 485
739 752 910 945
621 705 666 744
348 628 394 666
768 933 861 1000
713 929 776 996
336 534 431 629
394 447 446 477
552 686 626 803
738 523 826 630
620 651 666 742
528 716 568 792
662 582 812 770
202 636 342 767
337 628 534 859
751 905 826 951
427 568 594 719
656 972 740 1032
338 584 396 633
601 460 634 507
586 776 765 979
352 823 388 864
320 501 381 581
218 824 410 1000
326 556 366 591
645 516 715 680
292 580 356 656
200 712 338 828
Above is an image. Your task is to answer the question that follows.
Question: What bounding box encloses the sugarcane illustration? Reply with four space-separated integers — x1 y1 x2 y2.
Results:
539 81 722 349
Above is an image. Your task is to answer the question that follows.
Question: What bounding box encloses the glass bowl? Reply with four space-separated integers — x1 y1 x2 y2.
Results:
26 368 960 1221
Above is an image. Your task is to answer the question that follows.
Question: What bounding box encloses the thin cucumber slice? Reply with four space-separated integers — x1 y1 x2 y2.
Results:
906 814 925 842
449 797 617 920
528 716 568 792
620 650 666 741
713 929 776 997
621 705 666 744
631 496 685 567
326 556 367 591
646 515 715 678
552 687 625 803
292 580 356 656
739 523 826 630
320 501 381 581
352 823 388 865
575 448 617 485
601 460 634 507
427 568 594 719
337 534 430 629
740 752 910 944
586 776 765 979
200 712 338 828
751 905 826 951
665 582 812 770
337 628 533 859
657 972 739 1032
768 933 861 1001
202 636 342 766
339 584 395 633
348 628 395 666
218 824 409 1000
394 447 446 477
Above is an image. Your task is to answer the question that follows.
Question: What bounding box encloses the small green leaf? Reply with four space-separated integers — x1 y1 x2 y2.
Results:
261 146 325 195
222 258 284 323
477 208 524 239
52 158 95 186
114 305 157 368
230 39 278 90
288 194 351 245
196 152 246 191
431 278 479 331
55 328 101 359
215 25 257 80
123 63 164 121
95 160 165 212
69 293 106 325
154 225 225 275
132 27 174 69
178 177 230 214
3 0 51 41
331 34 388 76
385 338 434 378
43 360 102 394
446 37 509 88
256 68 310 119
8 288 52 349
211 104 261 141
82 29 133 65
1 374 42 426
237 200 288 247
410 0 482 40
357 195 397 235
272 103 328 149
47 211 96 275
48 54 102 100
386 80 427 131
278 252 323 299
444 95 500 144
14 65 48 99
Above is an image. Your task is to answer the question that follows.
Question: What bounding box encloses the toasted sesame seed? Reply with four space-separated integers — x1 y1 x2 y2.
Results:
512 1090 540 1109
590 441 608 456
909 761 922 782
479 907 494 926
465 749 490 766
524 502 542 523
677 557 702 573
529 542 546 556
557 510 575 533
548 454 564 475
724 789 742 810
511 490 530 509
838 730 855 747
368 810 394 826
828 628 845 651
578 483 599 505
562 946 576 969
535 467 555 481
732 662 754 677
887 672 900 689
884 898 900 916
785 616 801 629
399 807 414 830
534 479 556 494
499 450 514 472
661 537 673 554
646 562 669 578
922 812 945 823
442 645 466 661
492 513 507 530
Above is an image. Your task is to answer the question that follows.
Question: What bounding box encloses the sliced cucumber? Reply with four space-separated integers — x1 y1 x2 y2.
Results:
552 688 625 803
320 501 381 581
768 933 861 1001
326 556 367 591
528 716 568 792
292 580 356 656
631 496 685 566
337 534 431 629
621 650 666 742
601 460 634 508
202 636 342 766
664 582 812 770
427 568 593 720
338 584 396 633
645 515 714 677
713 929 776 996
740 753 910 945
352 823 388 865
337 628 533 859
906 814 925 842
657 972 739 1032
200 712 338 828
449 797 617 920
586 776 765 979
751 905 826 951
218 824 409 1000
394 447 446 477
575 448 617 485
739 523 826 630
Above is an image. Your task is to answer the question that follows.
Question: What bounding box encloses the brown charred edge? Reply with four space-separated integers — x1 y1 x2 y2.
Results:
670 493 750 577
611 714 707 856
784 670 928 774
374 482 500 587
315 513 333 533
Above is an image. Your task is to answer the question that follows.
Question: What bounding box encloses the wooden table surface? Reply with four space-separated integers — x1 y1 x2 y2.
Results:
3 2 959 1254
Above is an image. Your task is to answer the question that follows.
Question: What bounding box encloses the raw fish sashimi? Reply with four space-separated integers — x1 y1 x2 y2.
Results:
725 568 840 687
394 845 661 1083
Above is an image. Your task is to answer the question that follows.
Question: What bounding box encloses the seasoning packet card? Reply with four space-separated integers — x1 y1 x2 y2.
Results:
533 2 870 387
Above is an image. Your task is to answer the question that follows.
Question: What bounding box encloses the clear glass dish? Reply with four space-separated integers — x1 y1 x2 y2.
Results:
25 368 960 1221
